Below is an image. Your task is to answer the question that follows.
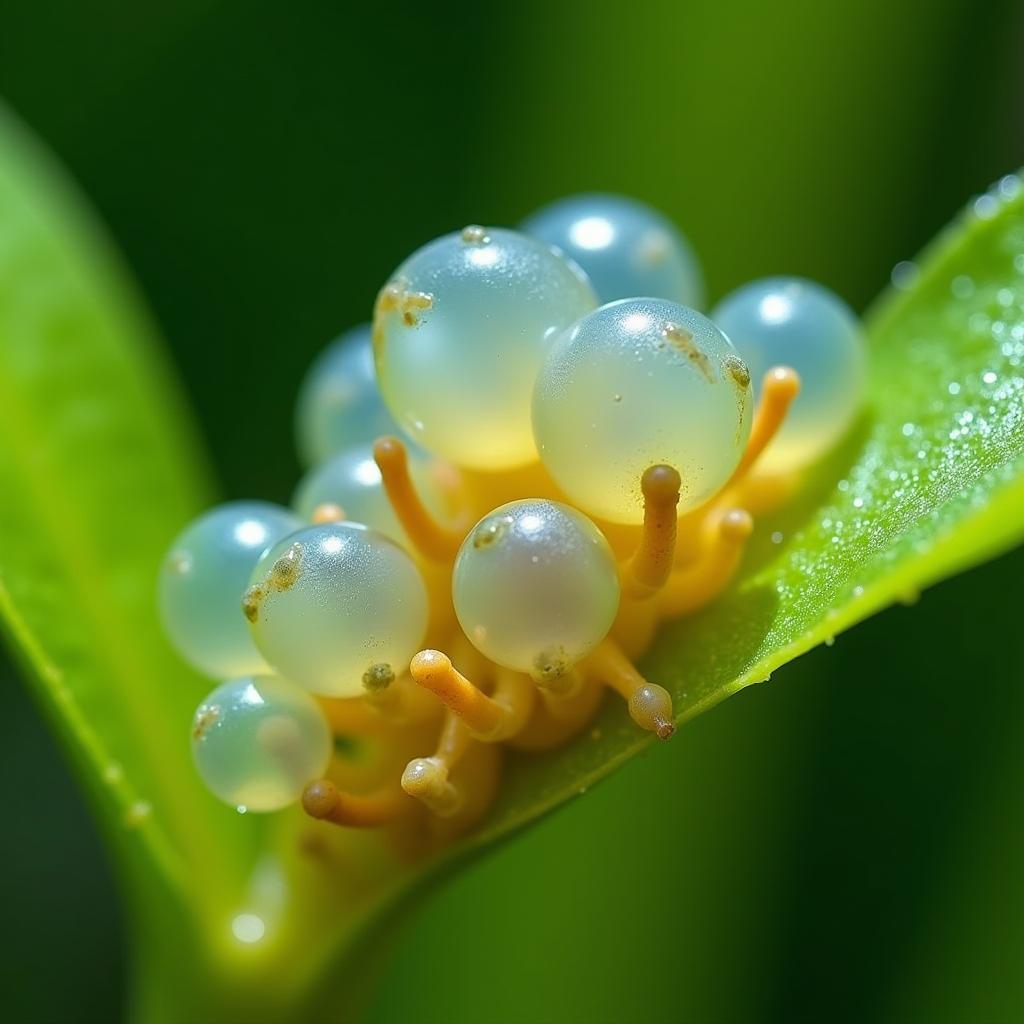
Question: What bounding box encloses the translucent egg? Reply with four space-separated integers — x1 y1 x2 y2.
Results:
159 502 304 679
522 194 704 309
532 298 752 524
294 323 403 467
373 226 597 470
244 522 428 698
191 675 331 812
452 499 620 682
711 277 866 474
291 442 456 547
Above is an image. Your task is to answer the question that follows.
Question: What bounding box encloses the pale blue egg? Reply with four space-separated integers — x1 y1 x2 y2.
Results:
291 441 456 547
522 194 703 309
159 502 303 679
712 277 865 474
191 675 332 812
294 324 403 466
452 499 620 681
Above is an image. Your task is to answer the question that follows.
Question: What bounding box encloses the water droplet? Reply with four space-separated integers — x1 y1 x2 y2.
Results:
125 801 151 828
902 422 916 437
998 174 1022 201
948 382 961 396
983 371 998 384
770 531 784 544
951 275 975 299
890 261 919 290
973 194 999 219
231 913 266 944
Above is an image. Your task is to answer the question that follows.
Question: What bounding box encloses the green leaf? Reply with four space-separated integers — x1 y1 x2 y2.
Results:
0 104 243 908
3 91 1024 1018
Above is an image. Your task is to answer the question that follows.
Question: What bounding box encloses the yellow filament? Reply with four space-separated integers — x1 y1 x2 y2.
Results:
584 639 675 739
401 711 470 816
490 667 536 738
623 464 681 599
410 649 526 741
509 674 604 752
373 436 465 562
301 778 406 828
660 509 753 618
676 367 798 564
730 366 800 483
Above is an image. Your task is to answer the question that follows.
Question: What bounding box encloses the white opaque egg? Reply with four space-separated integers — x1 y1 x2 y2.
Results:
452 499 620 682
159 502 303 679
191 675 332 812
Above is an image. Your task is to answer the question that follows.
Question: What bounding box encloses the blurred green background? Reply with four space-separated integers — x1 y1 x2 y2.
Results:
2 0 1024 1020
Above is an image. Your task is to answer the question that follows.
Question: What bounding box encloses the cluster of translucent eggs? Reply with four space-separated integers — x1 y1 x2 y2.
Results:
160 193 865 820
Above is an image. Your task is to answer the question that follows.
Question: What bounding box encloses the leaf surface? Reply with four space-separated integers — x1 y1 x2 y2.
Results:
0 104 245 908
